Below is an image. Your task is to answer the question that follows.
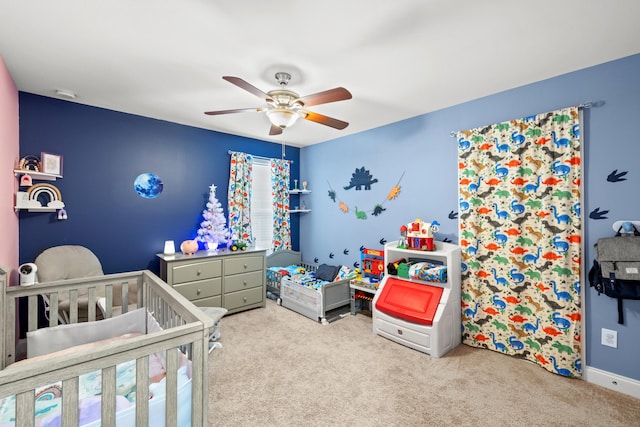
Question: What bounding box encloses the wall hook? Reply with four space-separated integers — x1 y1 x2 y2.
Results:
612 220 640 234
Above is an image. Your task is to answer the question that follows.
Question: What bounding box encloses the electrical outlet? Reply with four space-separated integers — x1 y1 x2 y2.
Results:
601 328 618 348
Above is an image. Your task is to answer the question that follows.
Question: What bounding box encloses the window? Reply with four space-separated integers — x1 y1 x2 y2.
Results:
250 158 273 252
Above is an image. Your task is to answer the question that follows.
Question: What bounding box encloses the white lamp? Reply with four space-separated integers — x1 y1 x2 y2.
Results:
163 240 176 255
266 108 299 129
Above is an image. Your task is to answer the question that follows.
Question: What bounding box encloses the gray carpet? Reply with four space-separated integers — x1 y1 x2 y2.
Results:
209 300 639 426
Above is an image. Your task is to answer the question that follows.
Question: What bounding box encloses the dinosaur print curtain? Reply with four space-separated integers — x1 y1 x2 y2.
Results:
228 151 253 244
270 158 292 251
457 106 582 377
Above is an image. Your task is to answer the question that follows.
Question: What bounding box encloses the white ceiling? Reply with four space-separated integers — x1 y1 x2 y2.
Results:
1 1 639 147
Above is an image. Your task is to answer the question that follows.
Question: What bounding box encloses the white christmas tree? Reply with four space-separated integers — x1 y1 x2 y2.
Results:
196 184 230 250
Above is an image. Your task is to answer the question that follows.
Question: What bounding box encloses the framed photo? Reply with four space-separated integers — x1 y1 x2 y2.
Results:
41 152 63 176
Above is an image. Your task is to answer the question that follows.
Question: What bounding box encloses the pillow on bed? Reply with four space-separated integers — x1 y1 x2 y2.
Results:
315 264 340 282
335 265 354 281
27 308 147 358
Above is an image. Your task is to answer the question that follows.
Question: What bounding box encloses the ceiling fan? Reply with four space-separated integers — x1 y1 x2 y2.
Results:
204 72 352 136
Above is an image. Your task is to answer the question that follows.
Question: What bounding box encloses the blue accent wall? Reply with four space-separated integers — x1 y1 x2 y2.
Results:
300 54 640 380
18 93 300 273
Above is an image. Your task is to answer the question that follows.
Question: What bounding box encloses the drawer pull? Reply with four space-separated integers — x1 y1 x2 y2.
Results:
243 280 247 286
397 329 403 335
243 263 247 269
243 296 247 302
197 270 202 276
197 289 201 295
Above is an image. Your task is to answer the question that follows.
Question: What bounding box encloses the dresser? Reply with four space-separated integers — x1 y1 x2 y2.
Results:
157 248 266 314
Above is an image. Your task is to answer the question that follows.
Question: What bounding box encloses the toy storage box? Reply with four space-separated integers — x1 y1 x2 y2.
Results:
372 240 461 358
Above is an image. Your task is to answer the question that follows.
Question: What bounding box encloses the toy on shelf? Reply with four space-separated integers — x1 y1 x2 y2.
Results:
230 241 248 251
362 247 384 278
399 219 439 251
358 247 383 282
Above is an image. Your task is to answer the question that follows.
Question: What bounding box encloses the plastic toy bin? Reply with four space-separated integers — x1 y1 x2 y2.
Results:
374 277 443 326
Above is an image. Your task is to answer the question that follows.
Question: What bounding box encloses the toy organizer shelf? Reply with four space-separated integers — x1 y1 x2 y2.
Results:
372 240 461 358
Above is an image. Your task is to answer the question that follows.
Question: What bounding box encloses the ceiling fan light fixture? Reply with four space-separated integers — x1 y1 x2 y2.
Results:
266 108 299 129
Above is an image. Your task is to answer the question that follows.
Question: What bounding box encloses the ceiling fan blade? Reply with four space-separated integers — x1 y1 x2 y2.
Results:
204 107 265 115
269 124 283 136
223 76 271 101
296 87 352 107
301 111 349 130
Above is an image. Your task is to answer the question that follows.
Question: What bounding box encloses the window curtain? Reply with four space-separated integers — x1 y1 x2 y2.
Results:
227 151 253 244
270 159 292 251
457 106 582 377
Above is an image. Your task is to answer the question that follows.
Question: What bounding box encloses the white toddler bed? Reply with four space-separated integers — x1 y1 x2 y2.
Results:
0 267 212 427
266 250 353 324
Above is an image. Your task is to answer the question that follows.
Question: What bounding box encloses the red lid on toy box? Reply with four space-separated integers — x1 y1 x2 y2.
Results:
375 277 443 326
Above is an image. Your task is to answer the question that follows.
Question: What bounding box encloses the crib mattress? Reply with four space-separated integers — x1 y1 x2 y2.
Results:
374 278 443 326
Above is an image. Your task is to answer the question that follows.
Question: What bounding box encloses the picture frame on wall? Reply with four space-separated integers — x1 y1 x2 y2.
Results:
41 152 63 176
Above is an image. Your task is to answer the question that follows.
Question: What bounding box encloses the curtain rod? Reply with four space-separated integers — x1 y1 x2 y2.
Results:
227 150 294 163
449 102 593 137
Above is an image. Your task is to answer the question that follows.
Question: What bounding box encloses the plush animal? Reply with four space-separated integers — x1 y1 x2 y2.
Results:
180 239 199 255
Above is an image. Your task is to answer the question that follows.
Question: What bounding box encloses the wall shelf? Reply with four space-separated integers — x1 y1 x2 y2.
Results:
13 169 65 212
14 170 62 182
14 207 58 213
289 187 310 213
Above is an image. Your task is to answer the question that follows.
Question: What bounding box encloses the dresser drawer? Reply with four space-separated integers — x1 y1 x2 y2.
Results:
192 295 222 308
224 287 264 311
224 271 263 293
173 278 221 301
224 255 264 275
172 259 222 284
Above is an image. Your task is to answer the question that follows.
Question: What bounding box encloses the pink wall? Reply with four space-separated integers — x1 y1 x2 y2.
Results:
0 55 19 284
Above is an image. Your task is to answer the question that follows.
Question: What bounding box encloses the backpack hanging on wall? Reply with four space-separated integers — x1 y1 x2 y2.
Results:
588 224 640 324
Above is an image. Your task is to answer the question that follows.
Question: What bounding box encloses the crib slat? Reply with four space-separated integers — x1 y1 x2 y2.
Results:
165 348 178 427
16 390 35 427
61 376 79 427
121 282 129 314
4 295 16 366
88 287 97 321
136 356 150 425
191 336 206 426
69 289 78 324
49 292 59 326
27 295 38 332
104 284 113 318
101 365 116 427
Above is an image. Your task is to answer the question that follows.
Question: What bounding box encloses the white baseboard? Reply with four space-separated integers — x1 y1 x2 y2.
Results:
584 366 640 399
